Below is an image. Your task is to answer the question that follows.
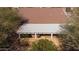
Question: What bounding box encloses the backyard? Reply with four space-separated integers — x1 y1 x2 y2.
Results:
20 35 62 51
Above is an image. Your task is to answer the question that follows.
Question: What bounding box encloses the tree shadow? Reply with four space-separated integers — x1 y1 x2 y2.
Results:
19 17 29 26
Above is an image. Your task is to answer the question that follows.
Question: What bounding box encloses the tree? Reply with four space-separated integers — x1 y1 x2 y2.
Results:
0 8 23 50
31 39 57 51
60 8 79 50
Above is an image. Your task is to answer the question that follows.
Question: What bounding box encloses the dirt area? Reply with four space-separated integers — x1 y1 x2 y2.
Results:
20 36 62 51
51 36 62 50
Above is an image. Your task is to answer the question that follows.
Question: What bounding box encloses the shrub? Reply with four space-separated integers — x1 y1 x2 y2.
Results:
31 39 57 51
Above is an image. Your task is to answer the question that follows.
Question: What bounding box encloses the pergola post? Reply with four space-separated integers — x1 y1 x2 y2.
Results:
51 33 53 39
35 33 37 39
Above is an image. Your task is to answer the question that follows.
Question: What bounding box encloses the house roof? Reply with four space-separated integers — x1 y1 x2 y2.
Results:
17 8 67 34
18 7 67 24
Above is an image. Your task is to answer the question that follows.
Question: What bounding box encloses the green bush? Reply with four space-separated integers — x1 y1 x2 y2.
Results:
31 39 57 51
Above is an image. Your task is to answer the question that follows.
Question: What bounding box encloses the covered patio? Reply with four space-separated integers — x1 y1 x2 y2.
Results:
17 24 61 39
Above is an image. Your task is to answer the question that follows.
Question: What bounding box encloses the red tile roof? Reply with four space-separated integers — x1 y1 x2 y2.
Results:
18 7 67 24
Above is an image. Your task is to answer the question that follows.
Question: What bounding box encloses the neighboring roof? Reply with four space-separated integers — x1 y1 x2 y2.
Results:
17 24 61 34
18 7 66 24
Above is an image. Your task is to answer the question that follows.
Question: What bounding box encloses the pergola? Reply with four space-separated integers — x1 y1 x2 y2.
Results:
17 24 61 39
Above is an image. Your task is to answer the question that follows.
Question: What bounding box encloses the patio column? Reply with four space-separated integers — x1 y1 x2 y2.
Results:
51 33 53 39
35 33 37 39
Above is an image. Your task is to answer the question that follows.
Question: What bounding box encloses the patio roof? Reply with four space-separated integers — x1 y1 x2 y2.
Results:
17 24 62 34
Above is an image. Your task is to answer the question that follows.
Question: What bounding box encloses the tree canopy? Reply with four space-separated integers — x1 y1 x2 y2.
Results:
0 8 22 50
60 8 79 50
